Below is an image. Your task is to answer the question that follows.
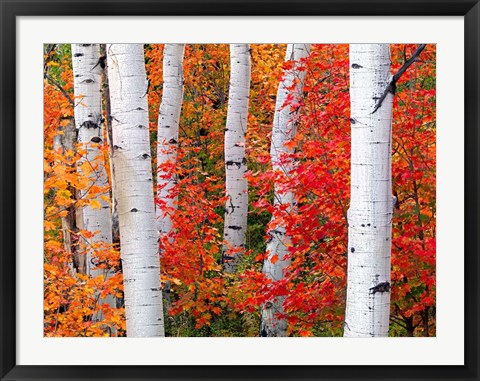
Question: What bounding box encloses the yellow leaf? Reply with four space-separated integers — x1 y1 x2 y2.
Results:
90 199 102 209
44 221 56 231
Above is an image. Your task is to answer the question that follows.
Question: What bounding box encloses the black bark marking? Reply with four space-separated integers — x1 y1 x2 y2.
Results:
226 160 242 168
351 63 363 69
113 145 122 150
90 136 102 143
169 138 178 144
80 121 99 129
92 55 106 70
228 225 242 230
350 118 357 124
138 124 147 129
369 282 391 295
73 53 84 57
83 79 94 84
225 197 235 215
130 208 138 212
141 153 150 159
350 247 355 253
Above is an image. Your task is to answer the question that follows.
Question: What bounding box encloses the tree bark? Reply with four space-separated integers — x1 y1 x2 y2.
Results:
107 43 165 337
72 43 115 319
222 44 251 273
261 44 310 337
100 44 120 247
156 44 185 238
53 117 80 273
344 44 394 337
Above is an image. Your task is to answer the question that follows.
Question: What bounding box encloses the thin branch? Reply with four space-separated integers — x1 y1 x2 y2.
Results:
43 43 57 71
392 44 427 83
372 44 427 114
44 73 75 107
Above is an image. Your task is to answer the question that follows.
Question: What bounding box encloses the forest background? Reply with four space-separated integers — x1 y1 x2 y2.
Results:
43 43 436 337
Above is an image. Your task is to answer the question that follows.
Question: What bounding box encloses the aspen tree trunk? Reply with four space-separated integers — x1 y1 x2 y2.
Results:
261 44 310 337
156 44 185 238
344 44 394 337
222 44 251 273
72 44 115 318
100 44 120 246
107 44 165 337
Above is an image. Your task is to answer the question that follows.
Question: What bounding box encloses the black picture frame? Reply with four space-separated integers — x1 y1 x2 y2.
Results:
1 0 478 380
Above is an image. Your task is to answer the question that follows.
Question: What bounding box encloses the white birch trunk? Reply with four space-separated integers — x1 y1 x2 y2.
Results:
344 44 394 337
107 44 165 337
261 44 310 337
222 44 251 273
100 43 120 246
156 44 185 238
72 44 115 318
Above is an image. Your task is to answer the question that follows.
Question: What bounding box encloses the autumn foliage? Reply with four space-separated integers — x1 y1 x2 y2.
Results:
44 44 436 337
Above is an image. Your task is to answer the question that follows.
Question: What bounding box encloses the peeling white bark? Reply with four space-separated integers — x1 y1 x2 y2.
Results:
344 44 394 337
156 44 185 238
222 44 251 273
72 44 115 318
261 44 310 337
107 44 165 337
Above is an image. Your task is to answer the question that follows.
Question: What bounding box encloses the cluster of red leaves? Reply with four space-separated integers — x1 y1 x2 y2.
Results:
390 45 436 335
241 44 436 336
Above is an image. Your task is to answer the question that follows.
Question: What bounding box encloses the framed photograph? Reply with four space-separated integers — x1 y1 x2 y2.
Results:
1 0 478 380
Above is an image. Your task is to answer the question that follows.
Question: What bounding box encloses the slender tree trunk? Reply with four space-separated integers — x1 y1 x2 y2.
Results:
72 44 115 319
261 44 310 337
422 307 430 337
222 44 251 273
107 43 165 337
344 44 394 337
100 44 120 246
156 44 185 238
53 117 80 273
